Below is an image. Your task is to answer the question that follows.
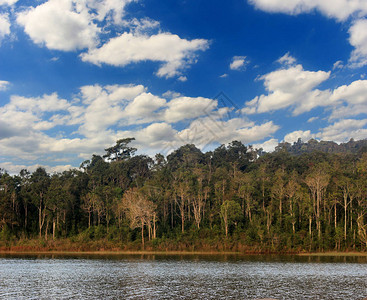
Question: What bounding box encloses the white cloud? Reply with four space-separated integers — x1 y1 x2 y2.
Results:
329 79 367 119
333 60 344 70
0 13 10 40
87 0 134 25
124 17 160 34
176 117 279 151
0 0 18 6
123 92 166 124
162 91 182 99
122 116 280 155
16 0 101 51
331 79 367 104
243 61 367 120
283 119 367 145
135 123 177 146
10 93 70 112
220 73 228 78
77 84 145 136
0 93 72 136
319 118 367 142
16 0 136 51
0 80 9 91
81 32 209 78
0 161 74 175
307 116 319 123
0 83 282 170
230 56 248 70
253 138 279 152
277 52 296 66
243 64 331 115
178 76 188 82
15 0 208 77
248 0 367 21
284 130 315 143
163 96 217 123
349 19 367 67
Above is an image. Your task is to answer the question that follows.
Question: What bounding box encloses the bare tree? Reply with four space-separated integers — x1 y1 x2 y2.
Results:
285 173 299 234
122 188 156 248
305 165 330 241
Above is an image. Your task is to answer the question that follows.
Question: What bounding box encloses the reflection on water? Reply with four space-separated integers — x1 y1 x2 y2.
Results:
0 254 366 299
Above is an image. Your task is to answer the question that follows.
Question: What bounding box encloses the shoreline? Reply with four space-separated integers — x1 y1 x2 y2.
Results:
0 249 367 256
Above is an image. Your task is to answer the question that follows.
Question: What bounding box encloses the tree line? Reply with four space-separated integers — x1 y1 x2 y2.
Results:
1 138 367 252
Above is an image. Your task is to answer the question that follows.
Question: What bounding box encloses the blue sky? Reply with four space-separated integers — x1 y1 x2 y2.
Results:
1 0 367 173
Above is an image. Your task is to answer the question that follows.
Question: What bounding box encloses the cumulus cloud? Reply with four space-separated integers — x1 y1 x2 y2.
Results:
175 117 279 151
349 19 367 67
329 79 367 119
248 0 367 21
123 18 160 34
0 93 72 135
124 93 166 117
162 91 182 99
87 0 134 25
121 116 279 155
16 0 135 51
242 57 367 121
320 118 367 142
81 32 209 78
0 83 281 170
284 130 315 143
253 138 279 152
0 161 74 175
77 84 146 136
163 96 217 123
14 0 209 77
243 64 331 115
16 0 100 51
0 13 10 40
283 119 367 145
230 56 248 71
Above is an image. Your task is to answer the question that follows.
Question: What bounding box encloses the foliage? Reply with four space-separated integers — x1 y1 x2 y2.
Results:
1 138 367 252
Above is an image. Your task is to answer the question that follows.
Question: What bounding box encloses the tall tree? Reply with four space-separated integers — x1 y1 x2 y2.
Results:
30 167 50 238
103 138 137 162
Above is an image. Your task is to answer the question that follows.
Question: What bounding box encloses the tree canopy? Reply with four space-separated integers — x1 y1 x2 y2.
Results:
1 138 367 252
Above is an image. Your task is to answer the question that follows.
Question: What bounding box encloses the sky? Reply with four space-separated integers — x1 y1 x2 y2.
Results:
1 0 367 174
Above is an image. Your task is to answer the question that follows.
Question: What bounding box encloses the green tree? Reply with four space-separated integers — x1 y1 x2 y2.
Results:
220 200 242 237
103 138 137 162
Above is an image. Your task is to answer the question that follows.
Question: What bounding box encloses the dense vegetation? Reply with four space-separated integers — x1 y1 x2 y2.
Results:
1 138 367 253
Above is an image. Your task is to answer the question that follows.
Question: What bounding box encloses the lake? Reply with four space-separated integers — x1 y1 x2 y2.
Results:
0 254 366 299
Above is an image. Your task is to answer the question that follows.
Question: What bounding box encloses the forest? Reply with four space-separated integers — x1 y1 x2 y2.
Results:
0 137 367 253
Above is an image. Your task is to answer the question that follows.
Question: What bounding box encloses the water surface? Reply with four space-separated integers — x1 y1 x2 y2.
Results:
0 254 366 299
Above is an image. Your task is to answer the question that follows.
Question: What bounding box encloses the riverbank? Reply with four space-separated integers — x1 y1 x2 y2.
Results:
1 237 366 256
1 250 367 257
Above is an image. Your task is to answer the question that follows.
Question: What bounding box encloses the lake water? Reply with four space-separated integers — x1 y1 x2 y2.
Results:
0 254 366 299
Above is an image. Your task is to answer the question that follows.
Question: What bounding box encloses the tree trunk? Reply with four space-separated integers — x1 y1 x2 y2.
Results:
344 191 348 241
334 199 337 230
39 200 42 238
53 219 56 240
45 219 49 241
153 213 156 239
24 202 28 230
